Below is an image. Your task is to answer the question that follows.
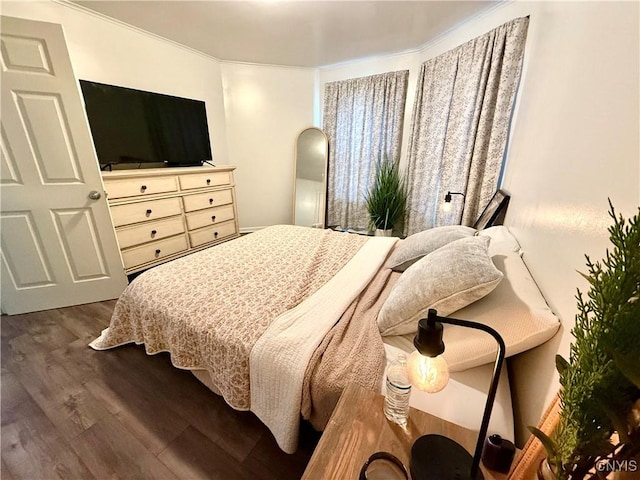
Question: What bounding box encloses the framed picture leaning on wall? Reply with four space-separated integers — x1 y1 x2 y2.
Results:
473 190 510 230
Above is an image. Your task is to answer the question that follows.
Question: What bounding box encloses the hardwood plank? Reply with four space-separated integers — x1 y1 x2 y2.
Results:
4 311 78 351
64 302 267 461
57 336 255 459
2 423 95 480
6 335 111 441
85 299 118 321
69 414 179 480
103 346 266 462
2 302 319 479
45 305 108 342
49 337 109 385
1 423 33 479
82 379 127 416
1 370 31 426
0 316 22 342
1 397 94 479
242 421 320 480
158 425 249 480
49 342 192 454
111 391 190 455
1 315 26 368
1 459 18 480
157 373 265 462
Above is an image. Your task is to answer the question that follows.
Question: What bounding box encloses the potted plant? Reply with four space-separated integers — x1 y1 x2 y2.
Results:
364 156 407 236
530 202 640 479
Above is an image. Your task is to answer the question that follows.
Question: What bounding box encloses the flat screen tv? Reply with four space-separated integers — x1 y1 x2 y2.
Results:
79 80 213 170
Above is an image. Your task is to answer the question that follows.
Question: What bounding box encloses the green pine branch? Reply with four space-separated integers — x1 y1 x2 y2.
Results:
531 202 640 479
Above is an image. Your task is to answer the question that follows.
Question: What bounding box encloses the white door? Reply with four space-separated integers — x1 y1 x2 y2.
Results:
0 16 128 315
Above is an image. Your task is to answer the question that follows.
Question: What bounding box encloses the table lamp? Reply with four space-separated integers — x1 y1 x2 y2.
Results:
406 309 506 480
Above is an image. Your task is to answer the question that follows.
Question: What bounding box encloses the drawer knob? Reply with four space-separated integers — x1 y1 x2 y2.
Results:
146 209 152 215
141 185 147 191
214 232 218 238
155 249 161 255
206 178 211 185
211 215 216 222
209 198 214 204
151 230 157 235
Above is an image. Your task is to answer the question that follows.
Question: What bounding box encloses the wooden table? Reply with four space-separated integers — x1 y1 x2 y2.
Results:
302 383 511 480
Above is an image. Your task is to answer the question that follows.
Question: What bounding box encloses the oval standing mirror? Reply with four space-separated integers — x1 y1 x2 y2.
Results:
293 127 328 228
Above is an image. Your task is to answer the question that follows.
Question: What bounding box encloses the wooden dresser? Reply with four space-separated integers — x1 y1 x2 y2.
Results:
102 166 239 274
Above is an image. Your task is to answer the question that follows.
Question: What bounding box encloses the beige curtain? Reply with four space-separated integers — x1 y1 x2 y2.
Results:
323 70 409 231
404 17 529 235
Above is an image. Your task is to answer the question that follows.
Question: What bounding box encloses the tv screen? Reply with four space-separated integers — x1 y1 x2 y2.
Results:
79 80 213 169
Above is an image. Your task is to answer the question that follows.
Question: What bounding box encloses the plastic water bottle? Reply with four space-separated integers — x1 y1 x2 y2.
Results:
384 353 411 425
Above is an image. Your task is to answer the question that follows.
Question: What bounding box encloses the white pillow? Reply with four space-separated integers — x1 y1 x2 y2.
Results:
388 225 477 272
378 236 503 336
477 226 522 257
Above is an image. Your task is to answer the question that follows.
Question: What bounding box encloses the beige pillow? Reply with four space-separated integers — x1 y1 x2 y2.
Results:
388 225 477 272
378 236 503 336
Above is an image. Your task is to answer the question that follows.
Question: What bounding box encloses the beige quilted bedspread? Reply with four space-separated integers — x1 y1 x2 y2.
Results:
90 225 368 410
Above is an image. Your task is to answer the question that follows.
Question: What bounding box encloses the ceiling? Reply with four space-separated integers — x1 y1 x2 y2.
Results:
71 1 499 68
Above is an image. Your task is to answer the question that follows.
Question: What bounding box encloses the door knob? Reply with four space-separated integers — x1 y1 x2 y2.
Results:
88 190 102 200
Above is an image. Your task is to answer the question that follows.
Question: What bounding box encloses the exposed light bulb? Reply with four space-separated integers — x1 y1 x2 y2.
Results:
407 350 450 393
442 201 452 213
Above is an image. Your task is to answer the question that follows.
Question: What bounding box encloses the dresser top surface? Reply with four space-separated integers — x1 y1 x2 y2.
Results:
102 165 236 179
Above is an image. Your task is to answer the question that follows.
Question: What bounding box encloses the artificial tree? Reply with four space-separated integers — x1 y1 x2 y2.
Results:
530 202 640 479
364 156 407 234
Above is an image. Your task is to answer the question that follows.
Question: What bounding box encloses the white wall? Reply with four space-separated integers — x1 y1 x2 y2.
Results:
1 1 317 232
220 62 316 230
1 1 230 167
498 1 639 446
319 1 639 445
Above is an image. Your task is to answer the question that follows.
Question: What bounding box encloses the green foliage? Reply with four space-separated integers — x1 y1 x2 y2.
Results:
364 156 407 231
530 202 640 479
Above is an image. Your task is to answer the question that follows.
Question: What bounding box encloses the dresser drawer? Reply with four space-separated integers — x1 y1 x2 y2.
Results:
189 220 237 248
121 234 188 269
105 176 177 200
185 205 234 231
116 216 185 249
179 171 231 191
110 197 182 227
182 188 233 212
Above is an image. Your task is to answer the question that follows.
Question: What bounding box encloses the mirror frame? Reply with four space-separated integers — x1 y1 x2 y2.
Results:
292 127 329 228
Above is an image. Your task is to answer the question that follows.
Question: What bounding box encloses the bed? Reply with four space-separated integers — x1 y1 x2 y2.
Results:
91 224 560 453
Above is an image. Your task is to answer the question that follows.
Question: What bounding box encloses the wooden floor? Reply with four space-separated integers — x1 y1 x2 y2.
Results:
1 301 320 479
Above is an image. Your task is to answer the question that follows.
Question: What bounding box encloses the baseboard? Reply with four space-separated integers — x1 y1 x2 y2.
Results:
239 226 270 234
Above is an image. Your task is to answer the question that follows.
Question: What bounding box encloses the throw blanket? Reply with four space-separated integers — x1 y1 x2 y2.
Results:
250 237 397 452
301 262 400 430
90 225 369 409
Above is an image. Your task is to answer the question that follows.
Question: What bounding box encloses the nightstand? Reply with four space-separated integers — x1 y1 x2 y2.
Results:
301 383 512 480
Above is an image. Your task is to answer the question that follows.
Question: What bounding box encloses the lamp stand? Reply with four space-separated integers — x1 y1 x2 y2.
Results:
410 309 506 480
410 435 484 480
